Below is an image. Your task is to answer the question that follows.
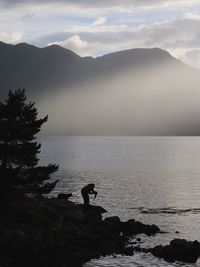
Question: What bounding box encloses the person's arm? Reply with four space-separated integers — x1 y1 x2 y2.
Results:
89 189 95 194
93 190 97 199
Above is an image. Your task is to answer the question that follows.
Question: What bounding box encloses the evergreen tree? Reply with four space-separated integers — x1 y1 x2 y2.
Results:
0 89 58 197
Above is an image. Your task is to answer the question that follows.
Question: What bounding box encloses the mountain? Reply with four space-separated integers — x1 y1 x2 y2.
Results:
0 41 83 99
0 41 200 135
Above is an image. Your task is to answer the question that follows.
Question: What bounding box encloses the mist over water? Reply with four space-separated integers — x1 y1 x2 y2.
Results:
39 136 200 266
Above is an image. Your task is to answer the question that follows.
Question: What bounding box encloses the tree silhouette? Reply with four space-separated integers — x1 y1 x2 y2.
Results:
0 89 58 198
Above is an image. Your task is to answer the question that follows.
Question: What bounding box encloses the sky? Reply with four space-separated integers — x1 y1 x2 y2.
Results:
1 0 200 68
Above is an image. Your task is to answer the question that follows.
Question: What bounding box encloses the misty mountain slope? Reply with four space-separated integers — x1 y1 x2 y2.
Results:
0 42 194 98
1 41 200 135
0 42 85 99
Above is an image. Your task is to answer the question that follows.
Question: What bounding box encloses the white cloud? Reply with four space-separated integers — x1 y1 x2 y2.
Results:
181 12 200 20
0 31 23 43
182 49 200 68
92 17 107 26
40 12 200 67
1 0 200 68
48 35 89 56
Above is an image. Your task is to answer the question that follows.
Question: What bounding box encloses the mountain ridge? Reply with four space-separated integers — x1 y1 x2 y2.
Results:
1 41 200 135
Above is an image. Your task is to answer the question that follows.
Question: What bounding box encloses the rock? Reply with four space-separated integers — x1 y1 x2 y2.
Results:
64 208 85 222
103 221 121 235
77 204 107 215
104 217 160 237
0 229 31 257
151 239 200 263
77 205 107 223
103 216 121 234
104 216 121 224
0 197 162 267
151 245 164 258
120 219 160 236
57 193 73 200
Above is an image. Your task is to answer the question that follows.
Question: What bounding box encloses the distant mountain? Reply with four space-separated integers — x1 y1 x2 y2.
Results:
1 41 200 135
0 41 83 99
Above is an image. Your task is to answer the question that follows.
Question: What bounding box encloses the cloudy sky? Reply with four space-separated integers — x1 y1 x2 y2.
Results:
1 0 200 68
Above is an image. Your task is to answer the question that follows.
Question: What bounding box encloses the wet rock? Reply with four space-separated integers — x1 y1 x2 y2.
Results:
151 239 200 263
120 219 160 236
151 245 164 259
0 197 162 267
104 217 160 237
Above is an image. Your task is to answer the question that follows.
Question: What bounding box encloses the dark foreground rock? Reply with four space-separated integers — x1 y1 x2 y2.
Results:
151 239 200 263
0 197 161 267
104 216 160 236
2 198 198 265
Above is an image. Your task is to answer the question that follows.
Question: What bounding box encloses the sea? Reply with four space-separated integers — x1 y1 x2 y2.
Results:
39 136 200 267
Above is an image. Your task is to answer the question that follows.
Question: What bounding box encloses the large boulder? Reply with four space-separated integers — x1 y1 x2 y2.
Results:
151 239 200 263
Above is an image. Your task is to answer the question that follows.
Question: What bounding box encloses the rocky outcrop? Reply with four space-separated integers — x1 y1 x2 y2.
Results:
2 198 200 266
0 198 161 267
104 217 200 264
104 216 160 236
151 239 200 263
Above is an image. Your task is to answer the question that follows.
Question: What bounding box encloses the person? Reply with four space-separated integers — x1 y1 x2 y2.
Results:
81 183 97 208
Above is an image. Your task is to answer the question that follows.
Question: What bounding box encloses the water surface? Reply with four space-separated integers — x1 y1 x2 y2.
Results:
39 136 200 266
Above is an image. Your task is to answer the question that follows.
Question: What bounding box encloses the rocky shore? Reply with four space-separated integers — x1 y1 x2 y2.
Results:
0 197 160 267
0 197 199 266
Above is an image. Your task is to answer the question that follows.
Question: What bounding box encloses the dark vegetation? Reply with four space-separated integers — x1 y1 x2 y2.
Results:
0 90 200 266
0 89 58 200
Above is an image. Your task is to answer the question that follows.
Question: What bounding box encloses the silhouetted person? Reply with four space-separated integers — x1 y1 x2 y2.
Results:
81 183 97 208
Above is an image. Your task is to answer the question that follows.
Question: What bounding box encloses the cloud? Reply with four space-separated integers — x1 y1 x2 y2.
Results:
182 49 200 68
92 17 107 26
48 35 89 56
0 31 23 43
1 0 200 68
0 0 200 9
40 12 200 62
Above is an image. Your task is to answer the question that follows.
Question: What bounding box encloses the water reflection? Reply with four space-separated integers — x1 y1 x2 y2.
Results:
39 136 200 266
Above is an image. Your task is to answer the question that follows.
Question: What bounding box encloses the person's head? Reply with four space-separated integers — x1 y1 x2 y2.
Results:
89 183 95 188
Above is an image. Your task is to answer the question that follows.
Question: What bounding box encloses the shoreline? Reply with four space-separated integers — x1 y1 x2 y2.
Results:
0 197 159 267
0 197 199 266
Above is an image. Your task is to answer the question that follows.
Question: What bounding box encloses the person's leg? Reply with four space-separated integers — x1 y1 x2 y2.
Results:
83 194 89 208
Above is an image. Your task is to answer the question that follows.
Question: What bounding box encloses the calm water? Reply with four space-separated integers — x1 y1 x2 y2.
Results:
39 136 200 266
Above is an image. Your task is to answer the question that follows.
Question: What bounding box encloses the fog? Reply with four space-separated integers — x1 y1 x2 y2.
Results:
37 60 200 135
